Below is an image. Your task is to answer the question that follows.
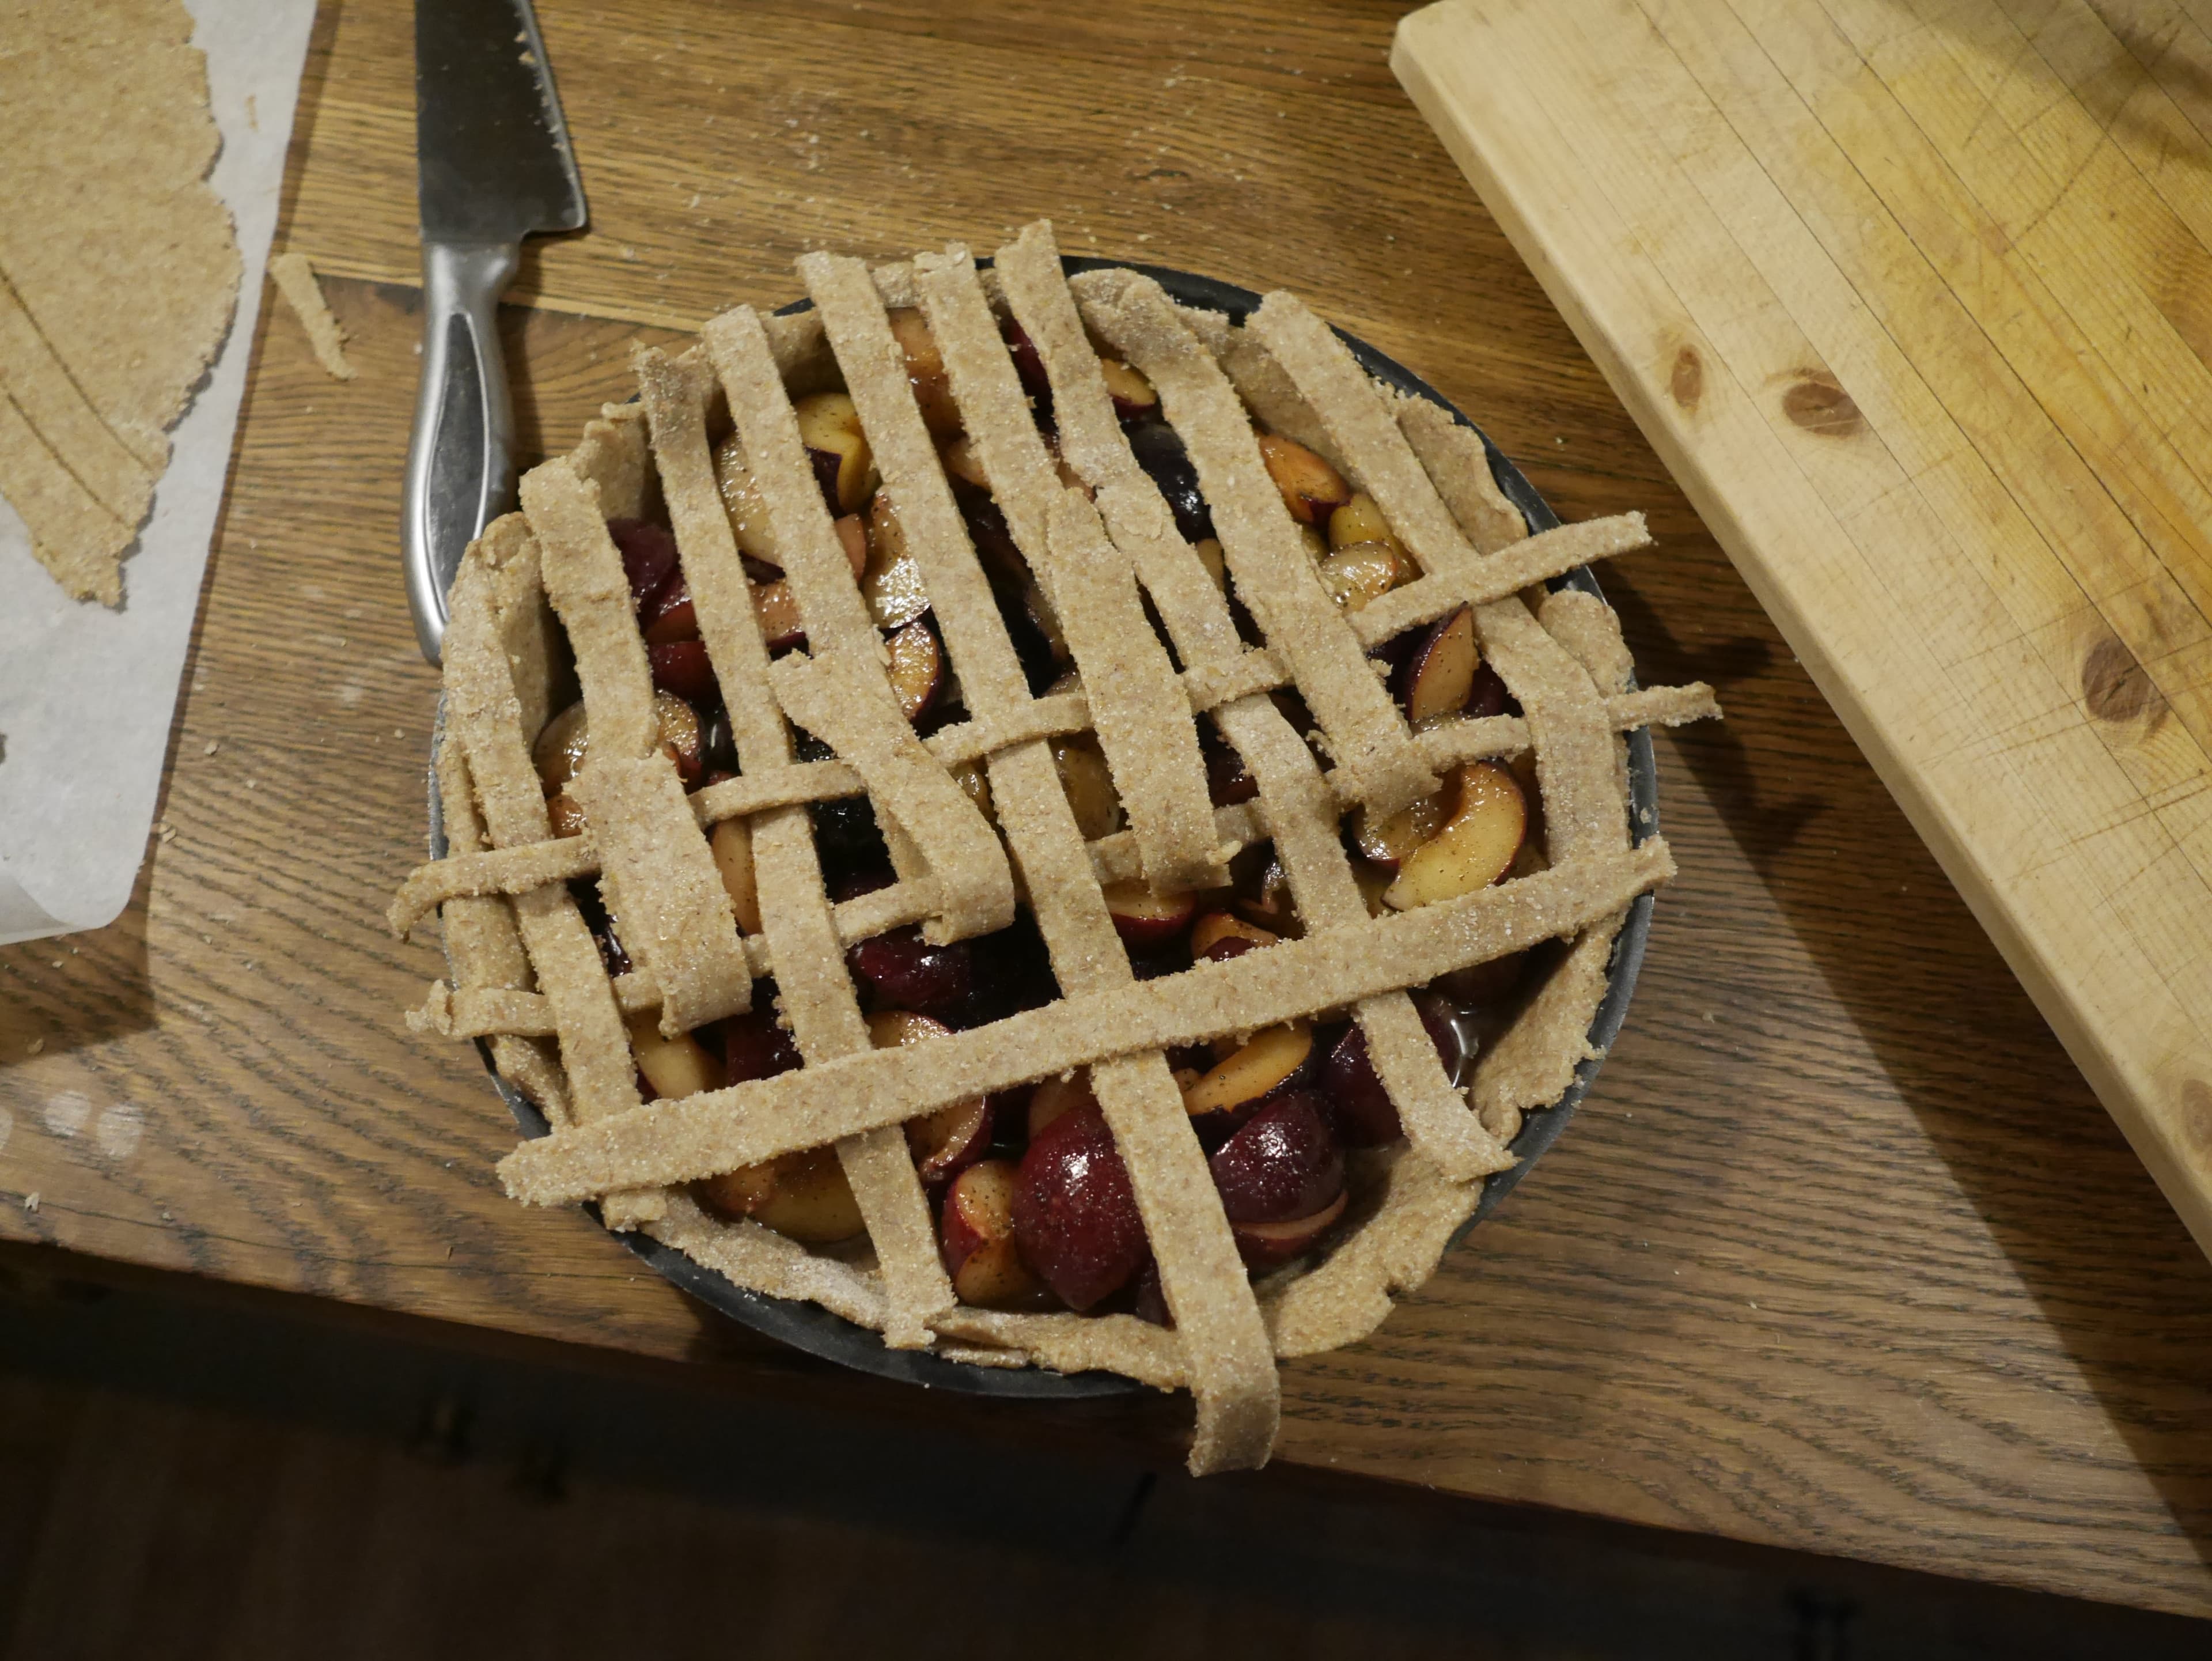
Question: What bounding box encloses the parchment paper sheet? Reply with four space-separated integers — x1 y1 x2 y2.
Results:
0 0 318 945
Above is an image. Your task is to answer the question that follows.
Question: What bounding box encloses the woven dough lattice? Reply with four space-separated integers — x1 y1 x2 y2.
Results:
393 222 1717 1474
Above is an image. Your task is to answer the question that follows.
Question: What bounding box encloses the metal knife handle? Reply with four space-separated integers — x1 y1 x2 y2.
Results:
403 240 520 665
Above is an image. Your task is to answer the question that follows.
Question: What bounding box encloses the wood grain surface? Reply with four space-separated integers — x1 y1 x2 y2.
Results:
1394 0 2212 1296
3 0 2211 1620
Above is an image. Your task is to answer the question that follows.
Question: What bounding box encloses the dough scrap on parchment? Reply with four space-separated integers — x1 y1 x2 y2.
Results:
0 0 243 606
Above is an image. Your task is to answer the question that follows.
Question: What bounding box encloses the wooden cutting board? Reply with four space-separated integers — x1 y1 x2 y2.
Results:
1395 0 2212 1255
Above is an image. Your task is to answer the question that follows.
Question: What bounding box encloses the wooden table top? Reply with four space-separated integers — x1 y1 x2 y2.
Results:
5 0 2211 1620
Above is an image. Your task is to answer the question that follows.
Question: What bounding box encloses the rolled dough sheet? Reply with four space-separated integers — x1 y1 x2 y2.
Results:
0 0 241 606
0 0 318 945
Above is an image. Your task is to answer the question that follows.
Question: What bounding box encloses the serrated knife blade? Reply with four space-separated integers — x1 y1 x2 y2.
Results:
416 0 586 243
403 0 588 664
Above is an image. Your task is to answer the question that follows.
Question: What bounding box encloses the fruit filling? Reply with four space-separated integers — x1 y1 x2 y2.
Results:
527 300 1548 1320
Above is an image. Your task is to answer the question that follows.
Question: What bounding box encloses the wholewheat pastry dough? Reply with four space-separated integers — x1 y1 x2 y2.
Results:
269 252 355 382
396 222 1718 1475
1 0 243 604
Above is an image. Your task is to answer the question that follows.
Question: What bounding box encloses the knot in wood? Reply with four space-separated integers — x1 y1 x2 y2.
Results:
1781 371 1862 437
2081 635 2162 725
1669 345 1703 411
2181 1079 2212 1164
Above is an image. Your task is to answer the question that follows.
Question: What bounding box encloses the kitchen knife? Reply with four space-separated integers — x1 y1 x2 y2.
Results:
403 0 586 665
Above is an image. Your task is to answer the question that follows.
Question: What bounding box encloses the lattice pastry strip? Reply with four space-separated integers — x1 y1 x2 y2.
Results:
519 460 753 1036
1474 588 1642 1141
934 326 1277 1467
397 221 1717 1476
1244 294 1484 576
1314 394 1644 877
427 407 692 1235
912 248 1226 892
498 843 1670 1198
769 645 1015 944
1396 398 1647 1132
387 639 1706 951
441 542 672 1231
1217 293 1652 1143
412 517 563 1088
639 336 950 1345
385 509 1669 945
442 559 638 1125
1043 251 1508 1183
797 245 1279 1469
1076 275 1439 823
421 595 570 1128
703 305 928 897
1041 493 1234 889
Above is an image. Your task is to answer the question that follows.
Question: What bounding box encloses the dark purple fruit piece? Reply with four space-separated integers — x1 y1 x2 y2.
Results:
949 913 1059 1029
1319 990 1464 1147
1232 1196 1347 1270
597 928 631 978
1466 661 1513 721
1270 687 1319 743
984 1084 1036 1159
827 864 896 903
1013 1101 1147 1311
1134 1258 1173 1328
949 492 1060 693
847 926 975 1019
1130 947 1192 982
608 518 679 610
641 576 699 644
648 640 717 701
1182 1023 1315 1149
1126 417 1213 543
700 703 740 778
808 447 844 514
1204 741 1259 807
1319 1024 1392 1147
1366 631 1421 681
794 732 889 867
811 794 885 864
724 1001 803 1084
1208 1092 1344 1224
957 490 1025 587
1435 950 1529 1007
1002 316 1052 410
568 877 632 978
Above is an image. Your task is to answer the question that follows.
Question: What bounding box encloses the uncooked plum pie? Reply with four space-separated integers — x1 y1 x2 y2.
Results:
391 221 1718 1474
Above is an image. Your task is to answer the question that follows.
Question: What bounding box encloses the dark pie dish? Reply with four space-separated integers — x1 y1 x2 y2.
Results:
399 226 1714 1466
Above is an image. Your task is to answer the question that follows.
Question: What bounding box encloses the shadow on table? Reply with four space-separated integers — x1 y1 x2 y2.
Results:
1599 552 2212 1585
0 506 233 1065
0 861 156 1068
6 1242 2207 1660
